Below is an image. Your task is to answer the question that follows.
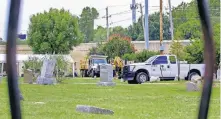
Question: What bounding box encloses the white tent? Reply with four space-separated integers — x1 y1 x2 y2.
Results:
0 54 75 77
0 54 74 63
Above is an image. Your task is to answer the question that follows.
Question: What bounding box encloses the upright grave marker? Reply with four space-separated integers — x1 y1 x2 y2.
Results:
36 59 56 85
97 64 116 86
23 69 34 84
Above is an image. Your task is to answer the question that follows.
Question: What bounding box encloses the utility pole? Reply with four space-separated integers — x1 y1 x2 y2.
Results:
131 0 137 23
106 7 109 41
168 0 174 40
144 0 149 49
168 0 178 80
159 0 164 54
139 4 145 41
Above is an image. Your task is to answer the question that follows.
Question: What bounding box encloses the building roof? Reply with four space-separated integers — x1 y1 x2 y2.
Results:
0 54 74 63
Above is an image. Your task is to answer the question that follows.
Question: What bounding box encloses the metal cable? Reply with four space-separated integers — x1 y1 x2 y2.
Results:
196 0 215 119
6 0 22 119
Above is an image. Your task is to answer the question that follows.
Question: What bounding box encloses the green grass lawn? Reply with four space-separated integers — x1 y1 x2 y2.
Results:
0 78 220 119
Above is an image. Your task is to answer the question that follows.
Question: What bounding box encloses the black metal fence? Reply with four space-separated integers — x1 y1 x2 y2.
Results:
5 0 215 119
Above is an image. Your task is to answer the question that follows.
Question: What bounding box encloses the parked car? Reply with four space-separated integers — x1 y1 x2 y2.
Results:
122 55 205 84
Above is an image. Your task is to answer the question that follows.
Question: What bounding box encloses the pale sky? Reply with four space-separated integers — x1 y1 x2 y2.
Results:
0 0 191 40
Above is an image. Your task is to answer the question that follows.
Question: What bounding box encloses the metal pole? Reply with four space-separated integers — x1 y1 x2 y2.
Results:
196 0 215 118
159 0 164 54
106 7 109 41
131 0 137 23
139 4 145 41
6 0 22 118
144 0 149 49
168 0 174 40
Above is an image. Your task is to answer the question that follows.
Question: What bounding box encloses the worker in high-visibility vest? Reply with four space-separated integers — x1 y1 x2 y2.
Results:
118 59 124 79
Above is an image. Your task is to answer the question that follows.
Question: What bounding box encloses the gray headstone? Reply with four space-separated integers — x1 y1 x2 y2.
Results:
36 59 57 85
36 77 56 85
76 105 114 115
24 69 34 84
186 81 200 91
97 64 116 86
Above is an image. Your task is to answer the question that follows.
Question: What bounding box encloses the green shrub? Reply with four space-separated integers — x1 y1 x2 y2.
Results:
135 50 159 62
122 53 136 61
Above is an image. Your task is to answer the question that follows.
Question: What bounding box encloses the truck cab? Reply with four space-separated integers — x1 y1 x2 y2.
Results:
87 55 108 77
122 54 205 84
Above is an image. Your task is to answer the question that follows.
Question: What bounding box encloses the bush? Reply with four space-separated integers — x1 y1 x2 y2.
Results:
122 50 159 62
169 39 186 60
102 35 136 58
23 56 43 73
135 50 159 62
88 42 105 55
122 53 136 61
50 55 69 83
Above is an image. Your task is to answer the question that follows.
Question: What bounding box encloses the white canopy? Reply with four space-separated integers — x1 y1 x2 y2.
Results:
0 54 74 63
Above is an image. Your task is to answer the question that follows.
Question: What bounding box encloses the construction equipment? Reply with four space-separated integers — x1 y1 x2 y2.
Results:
80 55 108 77
80 56 89 77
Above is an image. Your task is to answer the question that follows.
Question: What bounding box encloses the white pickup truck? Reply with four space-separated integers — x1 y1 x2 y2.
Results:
122 55 205 84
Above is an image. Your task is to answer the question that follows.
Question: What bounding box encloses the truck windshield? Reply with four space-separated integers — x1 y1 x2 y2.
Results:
93 59 107 64
145 56 157 64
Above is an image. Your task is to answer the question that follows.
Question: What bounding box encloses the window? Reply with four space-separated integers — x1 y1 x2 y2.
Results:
145 56 157 64
93 59 107 64
169 56 176 64
153 56 168 64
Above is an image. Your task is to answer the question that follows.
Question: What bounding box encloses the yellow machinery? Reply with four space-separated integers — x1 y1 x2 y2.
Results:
80 55 108 77
80 56 89 77
80 55 124 78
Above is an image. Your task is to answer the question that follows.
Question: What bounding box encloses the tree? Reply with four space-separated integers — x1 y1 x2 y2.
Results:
148 12 171 40
135 50 159 62
88 42 105 55
174 20 201 39
126 18 144 41
102 35 136 58
54 55 68 83
126 12 171 41
175 0 220 66
110 26 127 36
93 26 107 42
79 7 99 43
169 39 186 60
172 0 220 39
184 23 220 66
27 8 82 54
93 26 128 42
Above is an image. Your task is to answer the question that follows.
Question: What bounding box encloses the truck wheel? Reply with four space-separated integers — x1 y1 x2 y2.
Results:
136 72 148 84
188 72 200 81
91 70 95 78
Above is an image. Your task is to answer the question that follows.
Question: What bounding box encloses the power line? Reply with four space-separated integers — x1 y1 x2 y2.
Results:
109 10 132 16
109 18 131 25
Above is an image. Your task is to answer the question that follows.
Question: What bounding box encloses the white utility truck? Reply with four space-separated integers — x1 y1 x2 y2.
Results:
122 55 205 84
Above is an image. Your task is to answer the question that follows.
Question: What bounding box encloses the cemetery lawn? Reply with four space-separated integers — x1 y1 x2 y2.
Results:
0 78 220 119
